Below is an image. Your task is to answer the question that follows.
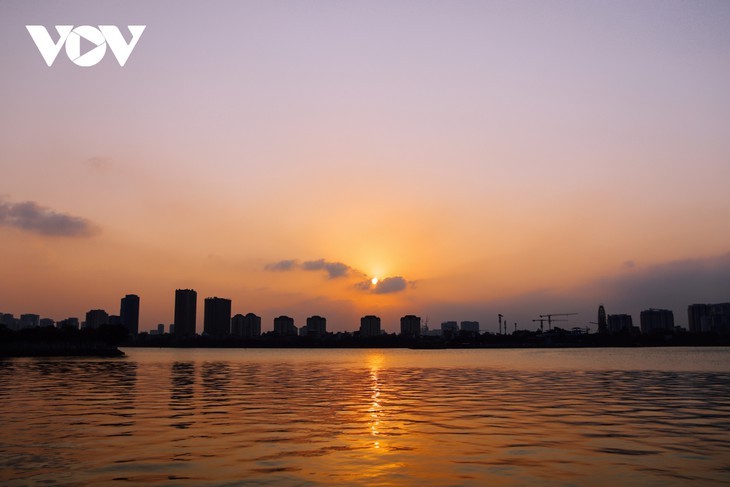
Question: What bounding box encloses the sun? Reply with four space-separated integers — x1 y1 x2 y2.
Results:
371 277 379 285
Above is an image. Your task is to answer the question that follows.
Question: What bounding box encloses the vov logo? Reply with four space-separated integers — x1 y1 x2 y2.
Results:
26 25 146 67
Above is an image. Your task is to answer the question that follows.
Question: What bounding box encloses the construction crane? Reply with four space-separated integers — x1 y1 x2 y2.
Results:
532 318 567 332
538 313 578 331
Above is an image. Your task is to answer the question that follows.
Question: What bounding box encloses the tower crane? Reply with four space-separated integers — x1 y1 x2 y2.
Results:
538 313 578 331
532 318 567 332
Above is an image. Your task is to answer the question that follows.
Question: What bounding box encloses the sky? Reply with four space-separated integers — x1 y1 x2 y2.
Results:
1 0 729 333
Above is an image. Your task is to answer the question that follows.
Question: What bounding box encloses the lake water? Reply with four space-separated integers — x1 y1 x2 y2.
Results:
1 347 729 486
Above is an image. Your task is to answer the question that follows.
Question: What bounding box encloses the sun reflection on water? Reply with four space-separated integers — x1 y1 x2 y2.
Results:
367 353 384 451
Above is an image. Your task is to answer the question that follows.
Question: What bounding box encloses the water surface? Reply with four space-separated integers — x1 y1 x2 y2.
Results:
1 347 729 485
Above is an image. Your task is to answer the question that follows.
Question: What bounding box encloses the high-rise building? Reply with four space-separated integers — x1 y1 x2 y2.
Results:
204 297 232 336
688 304 710 333
273 315 297 336
360 315 381 338
243 313 261 337
400 315 421 338
607 314 633 334
597 305 607 334
120 294 140 335
640 309 674 334
85 309 109 329
305 315 326 338
231 314 244 336
174 289 197 336
688 303 730 334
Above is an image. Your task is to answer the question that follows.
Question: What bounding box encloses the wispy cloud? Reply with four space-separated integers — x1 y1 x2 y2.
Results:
302 259 351 279
265 259 298 271
265 257 413 294
265 258 353 279
0 199 96 237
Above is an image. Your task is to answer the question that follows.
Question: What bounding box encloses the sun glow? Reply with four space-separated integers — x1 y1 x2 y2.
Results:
371 277 379 285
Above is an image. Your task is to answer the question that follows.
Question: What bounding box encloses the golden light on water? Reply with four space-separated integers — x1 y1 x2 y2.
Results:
368 353 384 450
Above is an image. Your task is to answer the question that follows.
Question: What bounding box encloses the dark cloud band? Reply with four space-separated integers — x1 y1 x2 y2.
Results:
0 200 96 237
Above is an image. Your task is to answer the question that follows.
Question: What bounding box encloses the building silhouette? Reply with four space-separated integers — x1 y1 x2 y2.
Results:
640 308 674 334
304 315 326 338
120 294 140 334
274 315 297 336
85 309 109 329
400 315 421 338
174 289 197 336
597 305 607 334
231 313 261 338
688 304 710 333
360 315 381 337
204 297 232 336
58 317 79 330
460 321 480 333
40 318 55 328
441 321 458 338
688 303 730 334
607 314 633 334
19 314 40 329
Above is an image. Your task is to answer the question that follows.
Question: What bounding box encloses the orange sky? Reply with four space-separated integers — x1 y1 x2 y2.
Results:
1 1 729 332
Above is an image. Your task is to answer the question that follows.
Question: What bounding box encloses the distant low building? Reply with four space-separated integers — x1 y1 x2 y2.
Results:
85 309 109 329
20 314 40 329
39 318 55 328
57 317 79 330
441 321 458 338
460 321 480 333
0 313 17 330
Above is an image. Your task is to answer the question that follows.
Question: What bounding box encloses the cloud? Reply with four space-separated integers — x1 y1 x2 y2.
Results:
356 276 410 294
265 259 298 271
374 276 409 294
264 257 413 293
0 199 96 237
84 156 114 173
302 259 351 279
264 258 353 278
588 253 730 312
